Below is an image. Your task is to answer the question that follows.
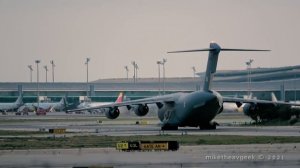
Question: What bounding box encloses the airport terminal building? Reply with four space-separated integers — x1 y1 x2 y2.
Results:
0 65 299 103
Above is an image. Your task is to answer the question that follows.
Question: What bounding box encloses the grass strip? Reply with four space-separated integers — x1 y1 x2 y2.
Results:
0 130 49 136
1 134 300 150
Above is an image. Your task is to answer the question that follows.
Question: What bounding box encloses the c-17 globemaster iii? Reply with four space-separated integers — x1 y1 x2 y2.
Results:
69 42 300 130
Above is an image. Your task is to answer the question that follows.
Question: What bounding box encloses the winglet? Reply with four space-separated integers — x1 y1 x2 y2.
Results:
271 92 278 102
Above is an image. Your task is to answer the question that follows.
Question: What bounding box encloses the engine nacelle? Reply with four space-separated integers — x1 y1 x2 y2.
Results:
134 104 149 116
105 107 120 119
156 102 176 122
242 103 259 120
242 103 255 115
242 103 288 121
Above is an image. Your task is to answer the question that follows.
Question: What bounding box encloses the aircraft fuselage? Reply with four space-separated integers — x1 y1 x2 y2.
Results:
159 90 223 128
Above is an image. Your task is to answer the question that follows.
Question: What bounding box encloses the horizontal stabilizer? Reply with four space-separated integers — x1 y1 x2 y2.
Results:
221 48 270 52
167 49 214 53
168 48 270 53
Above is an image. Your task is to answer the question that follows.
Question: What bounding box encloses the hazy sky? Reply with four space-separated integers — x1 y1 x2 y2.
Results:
0 0 299 82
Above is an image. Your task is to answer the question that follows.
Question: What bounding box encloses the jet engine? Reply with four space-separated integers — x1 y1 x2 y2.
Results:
105 107 120 119
157 103 175 122
241 103 289 121
133 104 149 116
242 103 260 121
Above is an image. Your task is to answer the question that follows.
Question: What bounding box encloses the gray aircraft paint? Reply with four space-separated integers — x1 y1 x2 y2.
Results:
162 42 268 128
0 95 23 112
70 42 273 129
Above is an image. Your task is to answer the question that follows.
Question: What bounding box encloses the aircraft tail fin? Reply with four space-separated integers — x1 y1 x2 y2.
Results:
115 92 125 103
168 42 270 92
59 97 65 104
15 94 23 106
271 92 278 102
245 92 253 99
60 97 68 112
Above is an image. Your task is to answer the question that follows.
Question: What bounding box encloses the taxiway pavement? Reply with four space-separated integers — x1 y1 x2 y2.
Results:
0 143 299 168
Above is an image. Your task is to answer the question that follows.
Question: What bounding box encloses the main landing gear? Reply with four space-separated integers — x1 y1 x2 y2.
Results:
161 121 219 130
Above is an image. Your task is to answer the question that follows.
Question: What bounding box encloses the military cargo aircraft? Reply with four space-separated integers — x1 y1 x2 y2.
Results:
69 42 300 130
18 97 67 113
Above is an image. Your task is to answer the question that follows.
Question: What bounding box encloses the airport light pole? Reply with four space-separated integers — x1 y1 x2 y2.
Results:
161 58 167 95
43 65 48 83
85 58 90 97
27 65 33 83
50 60 55 83
192 66 196 79
35 60 41 110
135 63 139 82
124 66 129 80
246 59 254 96
131 61 136 83
157 61 162 95
192 66 198 90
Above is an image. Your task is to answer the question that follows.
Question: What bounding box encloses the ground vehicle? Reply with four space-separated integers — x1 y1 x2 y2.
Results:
36 108 47 115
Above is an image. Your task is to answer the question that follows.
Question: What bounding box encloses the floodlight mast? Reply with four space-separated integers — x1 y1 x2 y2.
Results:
135 63 139 82
156 59 167 94
191 66 198 90
85 58 90 98
131 61 137 83
162 58 167 95
27 65 33 83
35 60 41 110
157 61 162 95
192 66 196 79
246 58 254 96
50 60 55 83
124 66 129 80
44 65 48 83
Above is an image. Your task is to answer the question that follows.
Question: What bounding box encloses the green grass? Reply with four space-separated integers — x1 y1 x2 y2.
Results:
0 130 48 136
1 134 300 150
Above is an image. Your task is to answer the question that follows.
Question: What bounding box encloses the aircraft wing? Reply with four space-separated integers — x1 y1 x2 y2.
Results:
68 93 178 112
223 97 300 106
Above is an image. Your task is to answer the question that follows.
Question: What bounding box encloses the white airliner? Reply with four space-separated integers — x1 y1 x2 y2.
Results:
0 95 23 113
76 92 125 114
19 97 67 113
